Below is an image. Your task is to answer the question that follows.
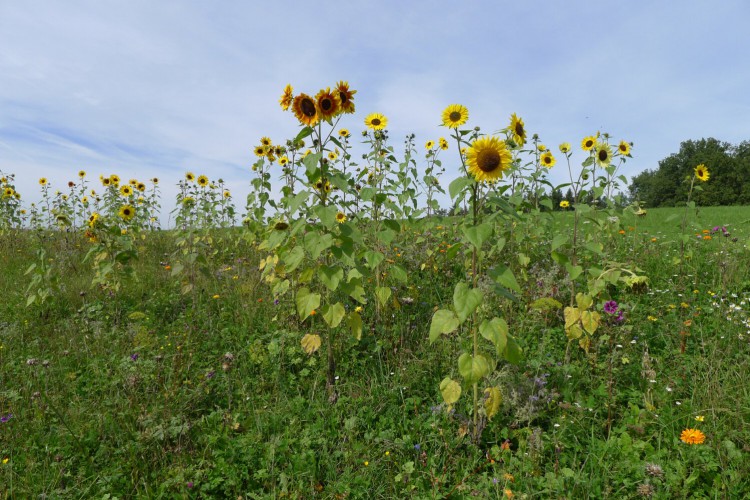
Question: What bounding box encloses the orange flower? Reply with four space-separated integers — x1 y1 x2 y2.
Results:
680 428 705 445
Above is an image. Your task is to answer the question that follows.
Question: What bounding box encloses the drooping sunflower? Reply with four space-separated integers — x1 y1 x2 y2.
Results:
292 93 319 127
441 104 469 129
466 136 513 183
118 204 135 221
186 172 195 182
39 177 48 186
279 84 294 111
274 146 285 157
595 142 612 167
335 80 356 114
559 142 571 154
509 113 527 147
335 211 347 223
537 143 547 152
197 175 209 187
315 87 342 122
540 151 556 168
338 128 350 138
120 185 133 196
581 136 596 151
364 113 387 130
618 140 631 156
109 174 120 187
694 164 710 182
425 140 435 150
78 170 86 178
680 428 705 445
136 182 146 192
439 138 449 150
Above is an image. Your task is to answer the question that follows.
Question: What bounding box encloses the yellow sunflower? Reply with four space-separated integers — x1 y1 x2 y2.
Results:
595 142 612 167
39 177 48 186
365 113 387 130
223 190 231 198
129 178 138 186
136 182 146 192
197 175 209 187
441 104 469 129
260 137 273 147
559 142 571 154
279 156 289 166
540 151 556 168
335 211 347 223
509 113 527 147
120 185 133 196
3 187 14 197
680 428 705 445
102 177 111 186
109 174 120 187
186 172 195 182
335 80 356 114
78 170 86 178
439 138 449 150
537 144 547 152
254 145 267 157
338 128 350 138
560 200 570 208
151 178 159 184
618 140 631 156
694 164 709 182
466 136 513 183
292 93 319 127
328 151 338 161
581 136 596 151
118 205 135 221
279 84 294 111
425 140 435 150
316 87 342 122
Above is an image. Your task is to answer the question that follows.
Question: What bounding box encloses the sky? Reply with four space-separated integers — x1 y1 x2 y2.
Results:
2 0 749 223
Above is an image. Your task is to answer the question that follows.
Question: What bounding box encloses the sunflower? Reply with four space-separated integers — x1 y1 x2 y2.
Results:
136 182 146 192
595 142 612 167
439 138 449 151
120 185 133 196
560 200 570 208
279 84 294 111
292 93 319 126
118 204 135 221
197 175 209 187
466 136 513 183
102 177 111 186
335 80 356 114
223 190 231 198
109 174 120 187
540 151 556 168
39 177 48 186
537 144 547 152
335 211 347 223
680 428 705 445
78 170 86 178
559 142 571 154
254 145 267 157
279 156 289 166
338 128 350 138
260 136 273 147
441 104 469 129
129 178 138 186
315 87 342 122
581 136 596 151
182 196 195 205
425 140 435 150
509 113 526 147
3 187 14 197
151 178 159 184
328 151 338 161
186 172 195 182
365 113 387 130
618 140 631 156
81 196 88 203
694 164 710 182
274 146 284 157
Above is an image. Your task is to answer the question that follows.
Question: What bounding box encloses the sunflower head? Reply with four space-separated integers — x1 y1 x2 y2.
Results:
316 87 342 122
120 185 133 197
335 211 347 224
595 143 612 167
279 84 294 111
39 177 48 186
694 164 710 182
136 182 146 192
581 136 596 151
559 142 571 154
560 200 570 209
254 145 267 157
509 113 527 147
102 177 111 186
129 178 138 186
365 113 387 131
425 140 435 150
442 104 469 129
186 172 195 182
109 174 120 187
540 151 556 168
328 151 338 161
338 128 350 138
439 138 449 151
279 156 289 166
118 204 135 221
292 93 319 127
260 136 273 147
618 140 632 156
78 170 86 178
466 136 513 183
197 175 209 187
335 80 356 114
223 190 231 198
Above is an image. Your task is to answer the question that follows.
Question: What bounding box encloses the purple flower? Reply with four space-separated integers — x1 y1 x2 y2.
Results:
130 353 139 362
0 414 12 423
712 226 720 233
603 301 618 314
187 481 194 489
414 444 421 451
616 311 625 322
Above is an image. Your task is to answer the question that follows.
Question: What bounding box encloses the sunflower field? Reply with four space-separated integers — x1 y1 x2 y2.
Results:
2 83 750 498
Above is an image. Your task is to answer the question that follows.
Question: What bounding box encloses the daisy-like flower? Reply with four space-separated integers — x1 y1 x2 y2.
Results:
335 211 347 223
279 84 294 111
129 178 138 186
537 143 547 152
680 428 706 445
197 175 209 187
618 140 631 156
425 140 435 150
560 200 570 208
439 137 449 150
254 146 267 157
328 151 338 161
335 80 356 114
581 136 596 151
279 156 289 166
338 128 350 138
316 87 342 122
540 151 556 168
595 142 612 167
441 104 469 129
365 113 387 130
466 136 513 183
109 174 120 187
78 170 86 178
39 177 48 186
102 177 111 186
559 142 571 154
509 113 526 147
292 93 319 127
120 185 133 196
185 172 195 182
694 164 709 182
118 204 135 221
136 182 146 192
223 190 231 198
3 187 14 197
260 137 273 147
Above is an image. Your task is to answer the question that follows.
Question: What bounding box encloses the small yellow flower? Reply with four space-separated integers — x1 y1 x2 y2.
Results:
537 143 547 151
559 142 571 153
385 451 390 456
425 140 435 150
560 200 570 208
364 461 369 466
338 128 350 138
647 315 658 322
439 137 449 150
2 458 8 464
355 306 363 313
695 415 705 422
213 294 220 299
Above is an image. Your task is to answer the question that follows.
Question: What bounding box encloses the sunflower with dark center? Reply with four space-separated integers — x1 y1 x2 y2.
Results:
274 146 284 156
338 128 350 138
335 211 347 223
581 136 596 151
260 137 272 147
559 142 571 154
509 113 526 147
466 136 513 183
292 94 319 126
119 205 135 221
540 151 556 168
595 143 612 167
425 140 434 150
694 164 710 182
136 182 146 192
254 146 266 157
618 140 631 156
120 185 133 196
186 172 195 182
279 84 294 111
197 175 209 187
78 170 86 178
102 177 111 186
441 104 469 129
279 156 289 166
39 177 48 186
365 113 387 130
316 88 341 122
336 80 356 114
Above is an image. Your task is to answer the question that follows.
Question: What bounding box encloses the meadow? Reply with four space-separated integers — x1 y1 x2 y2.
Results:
2 90 750 498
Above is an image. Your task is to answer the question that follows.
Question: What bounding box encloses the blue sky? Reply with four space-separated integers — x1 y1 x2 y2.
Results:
2 1 749 221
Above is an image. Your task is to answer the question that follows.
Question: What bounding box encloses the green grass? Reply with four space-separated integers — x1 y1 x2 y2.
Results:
2 207 750 498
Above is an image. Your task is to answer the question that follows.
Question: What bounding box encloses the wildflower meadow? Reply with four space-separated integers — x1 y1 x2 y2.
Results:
2 83 750 498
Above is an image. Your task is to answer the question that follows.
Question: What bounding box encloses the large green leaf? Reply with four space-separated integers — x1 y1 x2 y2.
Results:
439 377 462 405
489 265 521 293
295 287 320 320
363 250 385 269
458 353 490 385
283 246 305 272
479 317 508 355
462 223 493 250
303 232 334 259
449 177 471 200
321 302 346 328
375 286 391 307
453 282 483 324
429 309 459 343
503 335 523 364
317 265 344 291
347 311 363 340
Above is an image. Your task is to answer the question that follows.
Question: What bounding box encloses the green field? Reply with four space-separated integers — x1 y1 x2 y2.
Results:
2 206 750 498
